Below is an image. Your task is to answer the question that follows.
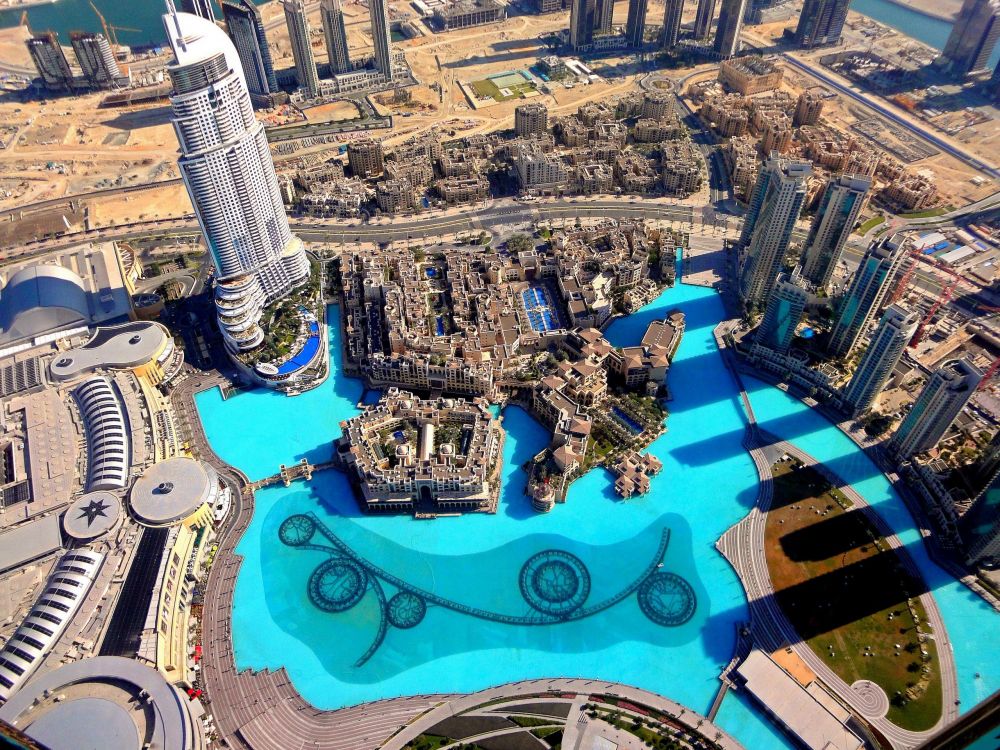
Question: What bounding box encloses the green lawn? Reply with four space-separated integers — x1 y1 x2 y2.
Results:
469 78 538 102
898 205 953 219
857 215 885 234
765 461 943 732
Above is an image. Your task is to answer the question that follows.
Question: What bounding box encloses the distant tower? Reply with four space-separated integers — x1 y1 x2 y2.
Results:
827 238 909 358
284 0 321 98
842 305 918 415
26 32 74 90
693 0 717 38
737 154 811 310
369 0 394 79
321 0 352 74
515 103 549 136
625 0 649 47
70 32 122 88
800 173 872 290
570 0 598 48
162 9 309 353
348 138 385 178
937 0 1000 76
888 359 982 458
714 0 747 58
180 0 217 22
755 269 808 353
595 0 614 34
662 0 685 49
961 473 1000 565
793 89 824 126
222 0 279 98
794 0 851 48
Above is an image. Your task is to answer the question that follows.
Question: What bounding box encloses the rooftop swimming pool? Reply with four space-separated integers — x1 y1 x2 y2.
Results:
194 281 1000 746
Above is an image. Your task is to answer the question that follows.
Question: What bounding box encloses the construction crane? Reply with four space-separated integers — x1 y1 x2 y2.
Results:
978 357 1000 390
87 1 138 49
909 275 959 348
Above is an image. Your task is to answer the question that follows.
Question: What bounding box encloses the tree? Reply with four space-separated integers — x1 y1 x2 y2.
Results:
506 233 534 253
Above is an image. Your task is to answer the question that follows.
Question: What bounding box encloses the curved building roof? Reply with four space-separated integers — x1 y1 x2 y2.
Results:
0 266 90 346
50 321 172 381
74 377 131 492
63 491 122 541
0 655 201 750
163 8 247 92
130 457 219 527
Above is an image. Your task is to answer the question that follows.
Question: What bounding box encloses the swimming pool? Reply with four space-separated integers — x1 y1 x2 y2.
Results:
194 285 1000 744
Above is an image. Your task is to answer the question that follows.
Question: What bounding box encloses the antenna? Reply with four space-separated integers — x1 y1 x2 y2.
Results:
164 0 186 52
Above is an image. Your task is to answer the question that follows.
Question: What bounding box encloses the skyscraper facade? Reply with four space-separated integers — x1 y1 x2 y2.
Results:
800 173 872 290
888 359 982 458
26 33 74 90
842 305 918 415
369 0 394 79
625 0 649 47
960 473 1000 564
737 155 811 310
70 32 122 88
162 9 309 353
570 0 598 48
662 0 685 49
595 0 615 34
180 0 216 21
693 0 717 38
937 0 1000 76
284 0 321 98
222 0 279 98
713 0 747 58
755 269 808 353
827 238 909 358
794 0 851 48
321 0 352 74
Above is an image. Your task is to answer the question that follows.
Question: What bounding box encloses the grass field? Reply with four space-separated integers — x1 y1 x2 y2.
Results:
857 215 885 234
469 72 539 103
765 460 943 731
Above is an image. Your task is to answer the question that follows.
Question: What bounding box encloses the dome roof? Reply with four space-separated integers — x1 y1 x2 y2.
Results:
0 265 90 346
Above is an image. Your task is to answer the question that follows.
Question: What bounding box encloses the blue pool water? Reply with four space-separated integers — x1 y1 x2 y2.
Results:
612 406 644 434
194 286 1000 742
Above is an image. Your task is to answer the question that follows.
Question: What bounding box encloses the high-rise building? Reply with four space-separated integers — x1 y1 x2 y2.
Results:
992 62 1000 101
662 0 685 49
827 237 908 358
348 138 385 178
937 0 1000 76
625 0 649 47
515 103 549 136
960 472 1000 564
369 0 394 79
222 0 279 98
794 0 851 48
26 32 74 90
737 154 811 310
570 0 598 48
162 9 309 353
888 359 982 458
284 0 321 98
595 0 614 34
793 89 824 126
321 0 352 74
693 0 717 38
713 0 747 58
70 32 122 88
180 0 216 21
800 173 871 290
755 269 808 353
842 305 918 415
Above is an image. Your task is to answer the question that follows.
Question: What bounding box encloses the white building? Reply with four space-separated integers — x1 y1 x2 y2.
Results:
284 0 321 98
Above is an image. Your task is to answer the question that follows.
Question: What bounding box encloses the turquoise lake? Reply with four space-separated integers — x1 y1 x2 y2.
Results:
194 278 1000 746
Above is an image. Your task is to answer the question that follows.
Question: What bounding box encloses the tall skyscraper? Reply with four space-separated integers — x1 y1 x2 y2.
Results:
625 0 649 47
662 0 685 49
570 0 598 48
827 238 908 358
595 0 615 34
321 0 352 74
737 155 811 310
515 103 548 136
937 0 1000 76
713 0 747 58
26 32 74 90
70 32 122 88
888 359 982 458
842 305 918 415
162 8 309 353
755 269 808 353
284 0 321 98
369 0 394 79
693 0 716 38
992 62 1000 101
222 0 279 98
794 0 851 48
800 173 872 290
960 472 1000 564
180 0 216 21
